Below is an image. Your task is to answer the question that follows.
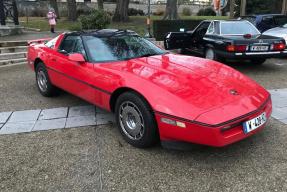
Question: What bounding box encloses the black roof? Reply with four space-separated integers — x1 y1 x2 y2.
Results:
69 29 138 37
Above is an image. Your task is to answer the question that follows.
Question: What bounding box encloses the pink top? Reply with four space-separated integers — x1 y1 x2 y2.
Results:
47 11 57 25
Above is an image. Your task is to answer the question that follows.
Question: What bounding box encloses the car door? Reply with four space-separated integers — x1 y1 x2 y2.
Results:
164 31 193 50
49 35 98 105
189 21 211 55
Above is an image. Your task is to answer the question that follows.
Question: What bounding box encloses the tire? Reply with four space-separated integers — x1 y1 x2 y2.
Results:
35 62 58 97
251 58 266 65
205 48 225 63
115 92 159 148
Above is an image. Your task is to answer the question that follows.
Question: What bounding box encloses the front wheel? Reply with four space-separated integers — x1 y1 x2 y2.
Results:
115 92 159 148
35 62 58 97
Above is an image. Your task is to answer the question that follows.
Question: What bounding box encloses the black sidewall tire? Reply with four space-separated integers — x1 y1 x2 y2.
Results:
115 92 159 148
205 48 225 63
35 62 57 97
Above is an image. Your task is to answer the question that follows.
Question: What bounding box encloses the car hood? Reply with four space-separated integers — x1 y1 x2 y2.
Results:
102 54 269 125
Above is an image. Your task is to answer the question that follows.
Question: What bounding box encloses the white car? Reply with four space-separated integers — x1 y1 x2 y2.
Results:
263 24 287 44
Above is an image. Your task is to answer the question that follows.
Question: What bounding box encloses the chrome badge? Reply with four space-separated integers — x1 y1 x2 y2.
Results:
230 89 239 95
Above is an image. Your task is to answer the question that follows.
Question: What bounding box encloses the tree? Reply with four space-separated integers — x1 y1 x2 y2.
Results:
0 0 6 25
229 0 235 18
67 0 77 21
163 0 179 20
49 0 60 19
113 0 129 22
98 0 104 10
240 0 246 16
282 0 287 14
11 0 19 25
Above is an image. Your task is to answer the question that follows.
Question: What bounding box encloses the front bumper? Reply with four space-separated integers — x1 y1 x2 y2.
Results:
155 98 272 147
216 50 287 59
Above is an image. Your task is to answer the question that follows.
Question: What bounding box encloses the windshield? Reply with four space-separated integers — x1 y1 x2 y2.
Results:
220 21 260 35
82 35 166 62
274 16 287 27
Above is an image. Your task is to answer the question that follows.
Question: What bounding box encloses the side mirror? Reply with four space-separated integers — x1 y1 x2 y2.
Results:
68 53 85 63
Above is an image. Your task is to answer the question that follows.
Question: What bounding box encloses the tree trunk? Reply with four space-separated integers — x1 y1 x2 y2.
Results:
282 0 287 14
49 0 60 19
163 0 179 20
240 0 246 16
98 0 104 10
113 0 130 22
12 0 19 25
0 0 6 25
67 0 77 21
230 0 235 18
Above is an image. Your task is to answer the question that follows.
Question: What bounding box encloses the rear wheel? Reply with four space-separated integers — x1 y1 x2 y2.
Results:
35 62 58 97
115 92 159 148
205 48 224 63
250 58 266 65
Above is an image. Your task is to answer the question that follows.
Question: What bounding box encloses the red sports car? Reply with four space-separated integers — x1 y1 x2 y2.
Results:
27 29 272 148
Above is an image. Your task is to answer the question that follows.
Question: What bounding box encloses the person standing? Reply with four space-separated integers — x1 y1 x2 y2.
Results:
47 8 57 33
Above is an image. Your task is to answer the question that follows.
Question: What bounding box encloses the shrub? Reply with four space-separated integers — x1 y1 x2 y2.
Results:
128 8 145 16
197 7 216 16
182 7 192 16
68 24 82 31
79 9 111 30
153 9 165 16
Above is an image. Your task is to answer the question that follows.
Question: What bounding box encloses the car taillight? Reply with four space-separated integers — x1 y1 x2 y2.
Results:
226 45 247 52
272 43 285 51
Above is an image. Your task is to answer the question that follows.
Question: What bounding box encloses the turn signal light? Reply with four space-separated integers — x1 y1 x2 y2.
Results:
226 45 247 52
272 43 285 51
161 118 186 128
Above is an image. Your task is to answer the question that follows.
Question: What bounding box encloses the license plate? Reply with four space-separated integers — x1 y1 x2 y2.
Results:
243 112 267 134
250 46 269 51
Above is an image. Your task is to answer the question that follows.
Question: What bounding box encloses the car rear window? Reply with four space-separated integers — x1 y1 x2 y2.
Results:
220 21 260 35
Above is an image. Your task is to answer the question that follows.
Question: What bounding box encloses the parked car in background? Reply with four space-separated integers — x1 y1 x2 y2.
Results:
164 20 287 65
240 14 287 32
27 29 272 149
263 24 287 44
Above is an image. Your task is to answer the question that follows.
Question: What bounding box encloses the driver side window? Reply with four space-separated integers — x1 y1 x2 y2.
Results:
195 22 211 38
59 35 86 57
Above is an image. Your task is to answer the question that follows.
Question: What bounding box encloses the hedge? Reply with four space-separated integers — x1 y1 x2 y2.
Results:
152 20 203 41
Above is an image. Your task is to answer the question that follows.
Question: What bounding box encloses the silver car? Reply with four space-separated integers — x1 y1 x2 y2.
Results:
263 24 287 43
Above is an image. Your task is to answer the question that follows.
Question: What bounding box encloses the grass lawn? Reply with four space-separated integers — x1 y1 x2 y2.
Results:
20 16 228 36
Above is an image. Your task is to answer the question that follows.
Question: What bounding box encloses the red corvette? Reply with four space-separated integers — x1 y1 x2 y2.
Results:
27 29 272 148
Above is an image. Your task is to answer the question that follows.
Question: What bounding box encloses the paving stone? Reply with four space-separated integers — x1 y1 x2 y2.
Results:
270 89 287 98
0 121 35 135
272 107 287 120
96 107 109 114
0 111 12 123
39 107 68 120
8 109 41 123
65 115 96 128
96 113 115 125
68 105 95 117
33 118 66 131
272 97 287 108
280 119 287 124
